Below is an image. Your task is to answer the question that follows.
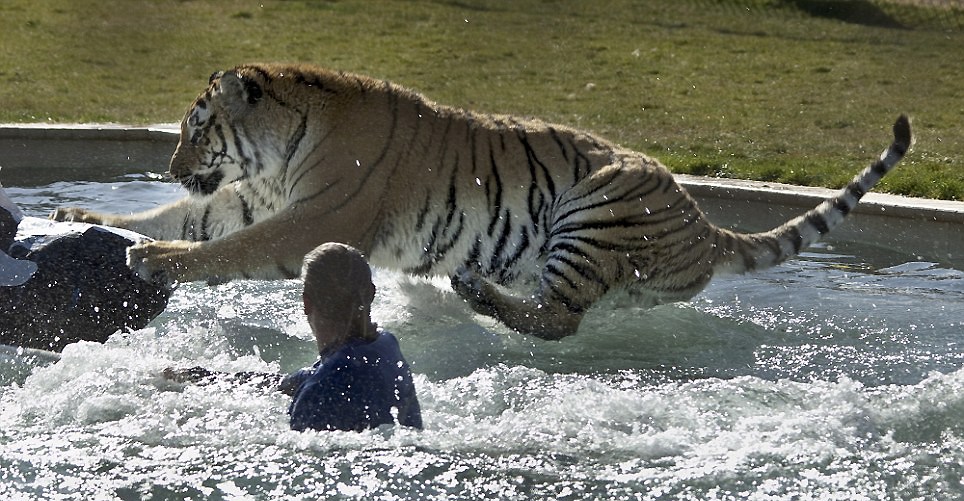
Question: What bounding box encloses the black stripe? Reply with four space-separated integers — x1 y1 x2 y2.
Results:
652 224 712 273
429 166 467 261
380 97 427 185
231 123 254 172
788 226 804 255
551 234 639 254
403 261 433 276
277 264 294 279
200 205 212 241
488 209 514 271
238 192 254 226
414 195 432 233
763 236 782 264
443 155 460 230
422 221 441 261
544 262 578 289
291 72 338 98
284 114 308 167
406 200 464 277
547 127 571 163
516 130 556 233
500 230 530 280
528 187 546 235
552 198 693 235
805 212 831 235
892 141 908 157
468 118 479 176
288 127 338 199
574 143 592 179
555 167 624 209
435 212 466 261
552 174 661 224
293 182 338 205
547 241 602 266
485 137 504 236
847 183 867 200
544 280 585 314
327 90 401 213
551 254 608 292
213 124 228 163
831 196 852 216
467 236 482 265
742 242 757 271
563 169 670 216
180 215 192 240
871 159 888 177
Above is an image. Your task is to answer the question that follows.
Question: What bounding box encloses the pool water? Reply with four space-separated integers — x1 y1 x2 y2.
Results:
2 177 963 500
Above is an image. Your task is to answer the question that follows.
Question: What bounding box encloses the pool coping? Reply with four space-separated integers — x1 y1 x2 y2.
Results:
1 123 962 268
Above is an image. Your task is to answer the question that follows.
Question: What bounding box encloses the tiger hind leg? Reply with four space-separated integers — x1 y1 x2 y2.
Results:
450 265 586 340
451 229 631 339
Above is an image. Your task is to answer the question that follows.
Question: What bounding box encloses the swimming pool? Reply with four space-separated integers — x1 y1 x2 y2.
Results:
2 177 963 500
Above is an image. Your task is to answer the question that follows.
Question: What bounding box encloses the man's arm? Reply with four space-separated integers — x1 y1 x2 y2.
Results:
162 366 297 395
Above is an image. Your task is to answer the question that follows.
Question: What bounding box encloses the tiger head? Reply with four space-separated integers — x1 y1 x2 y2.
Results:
169 65 309 195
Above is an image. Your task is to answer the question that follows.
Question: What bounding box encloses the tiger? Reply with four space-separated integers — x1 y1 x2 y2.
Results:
52 63 913 340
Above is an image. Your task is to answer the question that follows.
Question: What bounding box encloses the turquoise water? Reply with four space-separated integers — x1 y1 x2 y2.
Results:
2 178 963 500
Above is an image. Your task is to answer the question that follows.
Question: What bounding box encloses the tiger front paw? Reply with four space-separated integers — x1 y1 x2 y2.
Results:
450 265 499 318
50 207 104 224
127 240 202 285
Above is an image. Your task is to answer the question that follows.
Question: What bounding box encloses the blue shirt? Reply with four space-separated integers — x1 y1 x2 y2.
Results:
285 330 422 432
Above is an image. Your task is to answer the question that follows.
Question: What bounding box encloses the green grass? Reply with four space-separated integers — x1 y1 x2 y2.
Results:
1 0 962 199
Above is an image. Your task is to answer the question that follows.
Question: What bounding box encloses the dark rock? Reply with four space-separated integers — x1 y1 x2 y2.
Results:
0 203 15 252
1 224 173 351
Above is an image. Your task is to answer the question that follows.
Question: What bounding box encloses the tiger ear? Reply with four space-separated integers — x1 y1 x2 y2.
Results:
218 72 245 100
218 72 262 112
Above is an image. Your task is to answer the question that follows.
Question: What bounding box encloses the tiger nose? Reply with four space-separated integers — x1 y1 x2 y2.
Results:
169 142 198 181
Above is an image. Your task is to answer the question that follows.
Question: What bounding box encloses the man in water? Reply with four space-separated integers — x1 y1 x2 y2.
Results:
165 242 422 432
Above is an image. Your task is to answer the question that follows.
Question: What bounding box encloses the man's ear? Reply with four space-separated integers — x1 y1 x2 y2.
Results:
303 291 313 316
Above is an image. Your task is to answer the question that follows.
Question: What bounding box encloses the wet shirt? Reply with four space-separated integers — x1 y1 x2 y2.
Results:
285 330 423 432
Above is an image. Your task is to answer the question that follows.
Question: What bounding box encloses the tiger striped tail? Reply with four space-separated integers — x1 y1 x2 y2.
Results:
717 114 913 275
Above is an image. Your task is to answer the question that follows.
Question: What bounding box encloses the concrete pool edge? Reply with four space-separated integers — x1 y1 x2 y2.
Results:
677 174 963 270
0 123 179 185
1 124 962 268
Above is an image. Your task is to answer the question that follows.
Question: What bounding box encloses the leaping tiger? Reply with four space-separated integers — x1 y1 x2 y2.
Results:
52 63 913 339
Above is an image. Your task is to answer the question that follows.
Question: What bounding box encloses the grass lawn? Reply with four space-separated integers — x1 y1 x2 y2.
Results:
1 0 962 199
